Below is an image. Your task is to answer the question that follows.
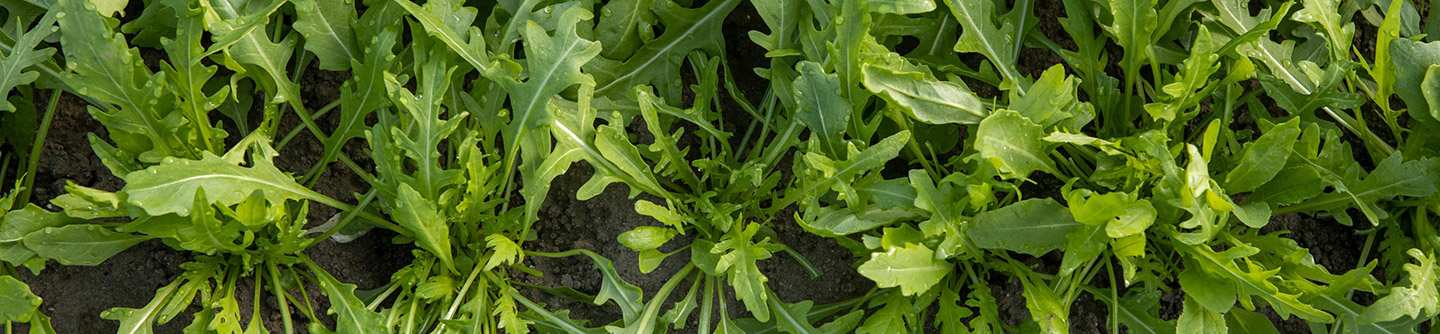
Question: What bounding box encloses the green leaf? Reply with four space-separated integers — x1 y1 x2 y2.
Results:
0 204 82 268
594 125 666 198
578 250 644 323
856 294 909 334
1286 154 1438 224
316 2 399 181
1179 242 1333 322
120 152 335 217
633 199 687 228
393 183 454 272
858 243 951 295
1013 265 1067 333
382 37 466 200
794 61 851 158
1361 248 1439 323
800 131 910 206
800 206 920 237
1010 65 1087 127
715 223 775 321
102 279 178 334
1147 26 1219 122
869 0 935 14
0 12 56 113
1225 117 1302 193
1180 268 1236 313
862 64 986 125
291 0 359 70
1291 0 1353 55
969 198 1079 256
23 225 149 266
1089 287 1174 334
591 0 739 99
943 0 1024 88
769 297 820 334
661 279 699 327
57 0 183 160
1178 296 1227 334
975 110 1060 179
304 261 386 333
157 4 227 154
1103 0 1157 87
617 226 678 251
496 7 603 188
89 0 128 16
484 234 522 270
0 276 41 322
175 189 244 254
1225 308 1280 334
593 0 656 60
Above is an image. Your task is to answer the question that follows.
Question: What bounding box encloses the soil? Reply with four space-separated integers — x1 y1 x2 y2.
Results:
6 0 1381 333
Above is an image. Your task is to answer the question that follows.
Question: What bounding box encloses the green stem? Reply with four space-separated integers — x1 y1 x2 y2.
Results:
524 249 587 258
267 263 295 334
1106 258 1118 334
698 276 714 334
287 266 320 322
780 245 822 278
15 91 60 207
635 264 696 334
510 289 590 334
305 189 379 250
276 99 339 152
437 256 488 332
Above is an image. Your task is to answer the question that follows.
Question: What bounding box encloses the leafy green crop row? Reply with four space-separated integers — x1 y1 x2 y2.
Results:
2 0 1440 332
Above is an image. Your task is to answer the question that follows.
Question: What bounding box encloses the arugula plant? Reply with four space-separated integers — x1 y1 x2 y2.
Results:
767 0 1440 333
3 0 425 332
5 0 1440 332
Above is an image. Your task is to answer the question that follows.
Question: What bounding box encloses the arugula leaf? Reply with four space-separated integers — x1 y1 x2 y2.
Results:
942 0 1024 90
290 0 359 70
969 198 1079 256
1389 39 1440 125
392 183 455 273
794 61 851 158
120 152 337 217
1282 154 1438 224
382 36 465 200
56 0 185 161
862 64 986 125
0 275 41 322
858 243 951 295
494 6 602 202
24 224 149 266
590 0 738 100
305 259 386 333
1178 241 1333 322
1360 248 1439 323
1224 117 1301 193
0 12 55 113
975 110 1060 179
1178 296 1228 334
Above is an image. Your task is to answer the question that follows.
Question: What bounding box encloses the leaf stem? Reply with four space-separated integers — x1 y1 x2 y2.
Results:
267 263 295 334
305 189 379 249
15 91 59 207
276 99 340 152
